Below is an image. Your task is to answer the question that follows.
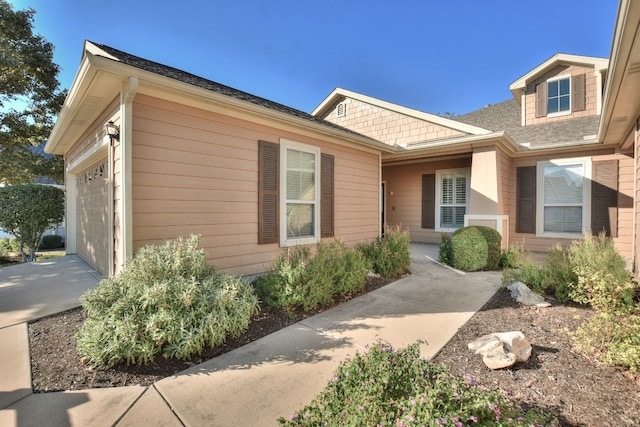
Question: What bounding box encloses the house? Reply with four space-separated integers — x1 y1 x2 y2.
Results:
44 41 393 276
313 55 632 261
46 0 640 279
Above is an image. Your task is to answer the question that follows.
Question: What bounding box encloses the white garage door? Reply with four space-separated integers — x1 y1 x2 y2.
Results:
76 159 109 275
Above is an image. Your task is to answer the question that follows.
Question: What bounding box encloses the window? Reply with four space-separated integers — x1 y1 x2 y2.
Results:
281 140 320 245
537 158 590 237
436 169 469 230
547 77 570 114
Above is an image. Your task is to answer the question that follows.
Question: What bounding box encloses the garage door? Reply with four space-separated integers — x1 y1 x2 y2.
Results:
76 159 109 275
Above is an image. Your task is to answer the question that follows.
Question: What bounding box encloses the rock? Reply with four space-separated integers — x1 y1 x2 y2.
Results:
468 331 532 369
507 281 551 307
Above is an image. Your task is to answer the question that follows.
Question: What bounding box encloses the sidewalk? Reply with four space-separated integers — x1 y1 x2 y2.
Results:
0 244 501 426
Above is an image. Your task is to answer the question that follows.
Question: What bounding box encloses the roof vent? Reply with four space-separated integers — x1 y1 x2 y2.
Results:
336 102 346 118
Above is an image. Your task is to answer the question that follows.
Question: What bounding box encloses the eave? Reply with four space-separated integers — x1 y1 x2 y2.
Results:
597 0 640 149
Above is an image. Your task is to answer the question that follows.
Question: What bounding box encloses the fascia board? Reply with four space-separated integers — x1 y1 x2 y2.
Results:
44 55 96 154
311 87 492 136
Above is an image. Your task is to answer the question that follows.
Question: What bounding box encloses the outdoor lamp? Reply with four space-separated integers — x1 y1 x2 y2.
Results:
105 121 120 140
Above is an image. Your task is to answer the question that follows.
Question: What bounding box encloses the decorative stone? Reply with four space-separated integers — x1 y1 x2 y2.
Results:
507 281 551 307
468 331 532 370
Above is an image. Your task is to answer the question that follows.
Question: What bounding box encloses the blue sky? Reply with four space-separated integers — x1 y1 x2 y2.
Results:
11 0 618 116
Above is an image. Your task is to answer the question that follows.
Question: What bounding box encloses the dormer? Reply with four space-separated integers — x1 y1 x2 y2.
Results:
509 54 608 127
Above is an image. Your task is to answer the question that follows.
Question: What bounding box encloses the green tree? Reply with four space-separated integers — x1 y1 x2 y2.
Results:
0 0 66 184
0 183 64 261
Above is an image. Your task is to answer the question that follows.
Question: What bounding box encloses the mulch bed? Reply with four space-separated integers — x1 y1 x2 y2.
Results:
28 278 640 426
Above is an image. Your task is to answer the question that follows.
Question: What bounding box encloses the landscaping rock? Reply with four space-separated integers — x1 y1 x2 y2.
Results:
507 281 551 307
468 331 532 369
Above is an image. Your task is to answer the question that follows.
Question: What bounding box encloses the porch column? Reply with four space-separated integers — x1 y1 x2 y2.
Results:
467 146 509 248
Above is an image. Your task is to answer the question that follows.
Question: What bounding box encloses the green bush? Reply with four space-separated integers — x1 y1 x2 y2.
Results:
279 340 557 426
438 232 452 266
448 226 502 271
0 237 21 253
357 225 410 278
568 233 635 314
40 234 63 249
75 235 259 366
500 242 528 269
256 240 368 312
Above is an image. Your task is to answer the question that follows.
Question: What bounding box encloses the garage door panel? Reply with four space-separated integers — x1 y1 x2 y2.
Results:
76 159 109 275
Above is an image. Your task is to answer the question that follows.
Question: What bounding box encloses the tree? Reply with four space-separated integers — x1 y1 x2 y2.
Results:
0 0 66 184
0 183 65 261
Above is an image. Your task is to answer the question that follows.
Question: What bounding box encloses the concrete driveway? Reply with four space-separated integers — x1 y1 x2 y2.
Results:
0 255 101 329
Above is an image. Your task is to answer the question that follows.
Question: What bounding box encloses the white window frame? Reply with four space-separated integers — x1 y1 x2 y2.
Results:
546 75 571 117
536 157 591 239
435 168 470 232
280 139 321 246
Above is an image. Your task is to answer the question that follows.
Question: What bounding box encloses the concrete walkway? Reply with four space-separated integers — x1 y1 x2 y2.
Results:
0 244 501 426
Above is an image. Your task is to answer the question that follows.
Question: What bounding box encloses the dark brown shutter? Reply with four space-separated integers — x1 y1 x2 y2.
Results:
258 140 279 244
591 160 618 237
572 74 586 112
321 153 334 238
516 166 537 233
535 83 547 118
421 174 435 229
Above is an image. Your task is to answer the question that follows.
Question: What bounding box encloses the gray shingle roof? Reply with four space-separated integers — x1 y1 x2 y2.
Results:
455 99 600 147
91 42 375 142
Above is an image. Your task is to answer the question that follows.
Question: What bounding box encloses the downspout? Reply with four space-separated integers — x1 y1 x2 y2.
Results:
120 77 138 269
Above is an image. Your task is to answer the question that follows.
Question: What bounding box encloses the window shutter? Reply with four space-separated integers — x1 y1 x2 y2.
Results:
535 83 547 118
591 160 618 237
421 174 435 229
572 74 586 112
516 166 536 233
258 140 279 244
321 153 334 238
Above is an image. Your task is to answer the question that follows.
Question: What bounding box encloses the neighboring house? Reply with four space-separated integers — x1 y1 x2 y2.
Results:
45 0 640 279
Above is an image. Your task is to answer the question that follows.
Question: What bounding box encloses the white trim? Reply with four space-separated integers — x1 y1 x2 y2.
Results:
545 74 572 117
65 174 77 254
279 139 321 247
66 136 109 173
536 157 592 238
120 77 138 268
435 168 470 232
464 214 508 236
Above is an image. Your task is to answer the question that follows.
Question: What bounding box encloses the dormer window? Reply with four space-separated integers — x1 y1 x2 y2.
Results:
535 74 585 118
547 77 570 114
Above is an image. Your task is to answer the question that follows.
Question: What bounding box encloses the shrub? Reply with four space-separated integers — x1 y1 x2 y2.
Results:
438 232 452 266
449 226 501 271
568 233 635 314
279 340 557 426
40 234 63 249
501 244 576 302
75 235 259 366
575 311 640 372
357 225 410 278
500 242 528 269
256 240 368 312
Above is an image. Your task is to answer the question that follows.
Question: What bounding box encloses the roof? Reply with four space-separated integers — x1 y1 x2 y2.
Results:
598 0 640 148
455 99 600 148
46 42 393 155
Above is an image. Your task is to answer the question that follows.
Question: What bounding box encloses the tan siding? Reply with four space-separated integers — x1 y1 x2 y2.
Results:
131 94 379 276
382 157 472 243
508 149 633 259
319 97 466 147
